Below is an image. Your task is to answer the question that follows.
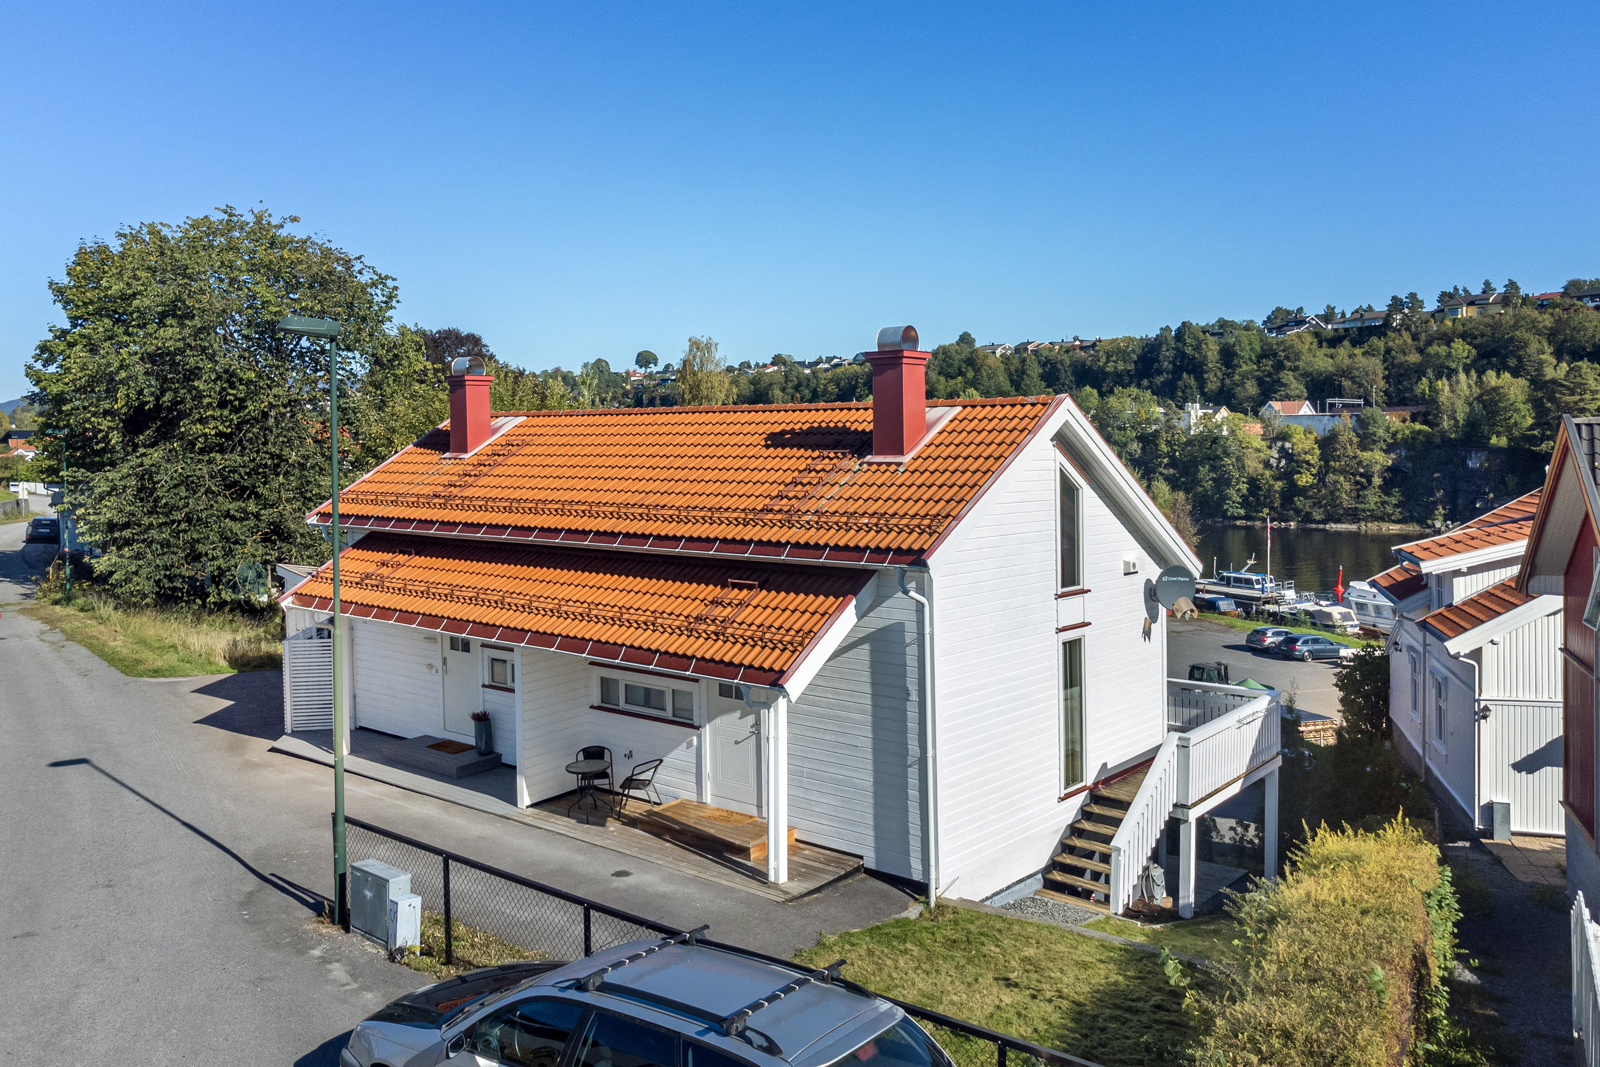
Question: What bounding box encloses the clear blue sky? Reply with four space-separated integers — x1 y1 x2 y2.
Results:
2 2 1596 401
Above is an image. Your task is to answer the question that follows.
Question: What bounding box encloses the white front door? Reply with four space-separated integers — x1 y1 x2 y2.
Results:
441 635 481 738
708 685 761 815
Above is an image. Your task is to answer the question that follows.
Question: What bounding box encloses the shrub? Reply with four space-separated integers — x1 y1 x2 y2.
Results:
1193 819 1463 1066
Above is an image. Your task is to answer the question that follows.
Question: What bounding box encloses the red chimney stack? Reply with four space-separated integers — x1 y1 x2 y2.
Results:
867 325 930 458
446 356 494 456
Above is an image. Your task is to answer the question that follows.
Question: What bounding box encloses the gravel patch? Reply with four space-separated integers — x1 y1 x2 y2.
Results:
999 893 1100 926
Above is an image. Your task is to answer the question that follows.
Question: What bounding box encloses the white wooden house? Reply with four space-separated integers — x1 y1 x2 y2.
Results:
280 325 1282 914
1375 491 1564 836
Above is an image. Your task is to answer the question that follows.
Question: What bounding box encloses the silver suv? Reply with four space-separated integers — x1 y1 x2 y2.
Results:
342 930 954 1067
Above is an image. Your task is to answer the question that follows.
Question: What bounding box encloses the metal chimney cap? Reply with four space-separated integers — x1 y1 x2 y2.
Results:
450 355 488 375
876 326 919 352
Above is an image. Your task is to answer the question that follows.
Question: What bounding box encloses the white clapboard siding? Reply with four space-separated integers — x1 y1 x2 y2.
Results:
932 435 1167 901
1445 561 1521 605
480 675 519 768
1424 652 1480 826
350 619 443 738
519 649 594 803
1480 700 1564 834
282 627 334 732
584 705 701 802
1481 609 1562 701
787 572 925 881
1389 622 1427 771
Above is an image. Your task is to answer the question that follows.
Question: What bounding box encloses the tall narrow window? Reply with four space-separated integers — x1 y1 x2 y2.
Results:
1062 638 1086 790
1059 470 1081 589
1432 674 1447 748
1585 550 1600 629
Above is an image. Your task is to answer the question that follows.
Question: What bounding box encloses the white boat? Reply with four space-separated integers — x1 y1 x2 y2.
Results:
1342 579 1396 634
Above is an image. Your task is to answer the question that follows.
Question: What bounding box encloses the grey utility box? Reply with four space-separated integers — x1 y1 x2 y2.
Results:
351 859 413 945
1491 801 1512 841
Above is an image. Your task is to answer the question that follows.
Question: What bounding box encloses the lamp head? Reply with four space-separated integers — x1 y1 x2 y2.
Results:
276 314 342 340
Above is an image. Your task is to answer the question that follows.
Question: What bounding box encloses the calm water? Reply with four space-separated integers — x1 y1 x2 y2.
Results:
1195 525 1407 595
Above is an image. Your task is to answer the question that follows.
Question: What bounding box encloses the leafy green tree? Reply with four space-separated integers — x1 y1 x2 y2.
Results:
1553 362 1600 418
677 336 731 406
28 206 401 604
1564 278 1600 296
1466 371 1534 444
635 350 658 370
420 327 494 373
1333 647 1391 743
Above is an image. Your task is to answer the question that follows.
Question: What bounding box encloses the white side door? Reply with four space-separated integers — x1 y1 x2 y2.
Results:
707 684 761 815
351 622 442 738
441 635 482 739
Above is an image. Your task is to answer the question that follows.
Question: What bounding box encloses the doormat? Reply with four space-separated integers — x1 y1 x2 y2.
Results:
427 739 476 755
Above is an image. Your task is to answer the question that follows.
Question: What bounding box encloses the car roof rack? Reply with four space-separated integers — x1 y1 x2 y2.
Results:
718 960 848 1037
573 925 710 992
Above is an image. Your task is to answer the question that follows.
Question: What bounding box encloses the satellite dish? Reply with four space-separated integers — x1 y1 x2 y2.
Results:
1143 579 1162 624
1153 566 1197 610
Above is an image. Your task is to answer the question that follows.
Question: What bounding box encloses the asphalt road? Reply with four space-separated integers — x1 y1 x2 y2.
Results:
0 516 910 1065
1168 616 1344 719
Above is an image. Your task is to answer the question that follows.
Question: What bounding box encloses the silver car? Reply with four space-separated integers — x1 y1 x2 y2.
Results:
343 931 954 1067
1244 626 1293 651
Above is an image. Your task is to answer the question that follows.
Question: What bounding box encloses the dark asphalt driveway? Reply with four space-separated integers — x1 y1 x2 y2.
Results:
1168 616 1344 718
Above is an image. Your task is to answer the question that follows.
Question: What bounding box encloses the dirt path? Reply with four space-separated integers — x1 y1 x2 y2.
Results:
1444 839 1571 1065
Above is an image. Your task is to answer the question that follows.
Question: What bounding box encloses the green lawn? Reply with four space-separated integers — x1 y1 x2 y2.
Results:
19 590 281 676
793 905 1207 1067
1085 913 1245 968
1187 611 1384 650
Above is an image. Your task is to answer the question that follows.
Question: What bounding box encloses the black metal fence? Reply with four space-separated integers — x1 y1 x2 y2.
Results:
343 816 1102 1067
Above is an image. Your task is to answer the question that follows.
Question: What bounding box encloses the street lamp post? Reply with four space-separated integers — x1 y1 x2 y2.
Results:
276 314 349 930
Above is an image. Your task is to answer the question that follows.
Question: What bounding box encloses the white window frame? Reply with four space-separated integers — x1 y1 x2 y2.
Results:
595 668 699 725
1057 460 1085 592
1430 670 1447 753
1060 635 1087 793
483 649 517 690
1585 547 1600 631
1407 651 1420 723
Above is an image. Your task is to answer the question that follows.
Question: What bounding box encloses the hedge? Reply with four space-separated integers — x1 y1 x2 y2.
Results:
1192 819 1462 1067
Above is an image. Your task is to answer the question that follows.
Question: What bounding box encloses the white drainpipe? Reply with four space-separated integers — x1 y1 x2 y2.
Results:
899 568 940 906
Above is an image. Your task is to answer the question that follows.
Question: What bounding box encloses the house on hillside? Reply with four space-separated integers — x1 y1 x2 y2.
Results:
1263 315 1326 337
4 429 37 457
1375 491 1563 836
1432 292 1511 321
1514 416 1600 911
975 343 1015 357
279 325 1283 915
1328 309 1387 330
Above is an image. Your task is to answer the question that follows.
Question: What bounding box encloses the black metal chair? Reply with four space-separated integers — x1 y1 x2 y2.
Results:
613 759 664 815
575 745 614 800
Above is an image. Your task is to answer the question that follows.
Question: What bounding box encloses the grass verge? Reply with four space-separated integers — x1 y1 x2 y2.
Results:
793 904 1201 1067
1185 612 1385 650
1085 912 1245 968
20 583 280 676
400 912 548 980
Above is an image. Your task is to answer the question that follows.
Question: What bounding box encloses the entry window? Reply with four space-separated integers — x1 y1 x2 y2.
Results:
487 655 515 688
449 636 472 652
1408 652 1420 722
1062 637 1086 790
1059 469 1082 590
718 683 747 701
598 674 696 722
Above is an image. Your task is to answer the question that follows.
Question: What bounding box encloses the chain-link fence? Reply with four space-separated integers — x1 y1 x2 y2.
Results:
343 816 1102 1067
346 816 674 964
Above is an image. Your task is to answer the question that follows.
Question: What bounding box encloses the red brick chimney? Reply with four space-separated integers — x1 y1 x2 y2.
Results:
447 356 494 456
867 325 929 458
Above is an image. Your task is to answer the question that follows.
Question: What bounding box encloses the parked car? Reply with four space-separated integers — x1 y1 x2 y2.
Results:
23 517 58 545
1245 626 1294 651
1192 593 1240 616
1275 634 1350 661
1187 661 1232 685
344 935 956 1067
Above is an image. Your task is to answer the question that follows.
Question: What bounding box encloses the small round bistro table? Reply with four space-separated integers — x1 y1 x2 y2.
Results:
565 758 612 815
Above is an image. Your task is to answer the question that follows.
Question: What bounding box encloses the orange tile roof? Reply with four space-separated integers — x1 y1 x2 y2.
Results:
1418 578 1536 640
1370 564 1427 603
313 398 1060 564
284 533 872 685
1394 489 1542 563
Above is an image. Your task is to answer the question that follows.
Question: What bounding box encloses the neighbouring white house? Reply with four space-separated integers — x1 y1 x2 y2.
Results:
1375 490 1564 836
279 325 1283 914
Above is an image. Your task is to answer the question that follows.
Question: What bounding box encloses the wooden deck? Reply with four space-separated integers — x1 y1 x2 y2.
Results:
532 793 861 899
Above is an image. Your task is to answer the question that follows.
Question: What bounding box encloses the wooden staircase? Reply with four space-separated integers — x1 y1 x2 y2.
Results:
1038 769 1147 913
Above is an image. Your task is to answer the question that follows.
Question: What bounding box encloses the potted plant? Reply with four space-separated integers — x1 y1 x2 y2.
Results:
471 710 493 756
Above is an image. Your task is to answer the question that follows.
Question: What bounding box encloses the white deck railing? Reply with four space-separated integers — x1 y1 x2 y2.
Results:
1106 681 1282 915
1575 892 1600 1065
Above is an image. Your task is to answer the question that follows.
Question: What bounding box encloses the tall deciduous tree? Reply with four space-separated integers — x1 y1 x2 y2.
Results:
677 336 731 406
28 206 405 604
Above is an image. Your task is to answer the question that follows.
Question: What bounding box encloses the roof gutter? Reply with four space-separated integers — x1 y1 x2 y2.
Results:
898 567 939 906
